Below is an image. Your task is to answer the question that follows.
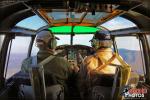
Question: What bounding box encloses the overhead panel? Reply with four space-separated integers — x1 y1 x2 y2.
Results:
48 26 101 34
49 26 71 33
74 26 99 33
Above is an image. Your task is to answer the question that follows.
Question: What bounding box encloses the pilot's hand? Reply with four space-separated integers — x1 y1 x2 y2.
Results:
70 63 79 73
73 66 79 73
68 60 79 73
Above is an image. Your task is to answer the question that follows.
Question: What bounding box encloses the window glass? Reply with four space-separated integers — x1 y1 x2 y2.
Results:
5 36 31 79
101 16 137 31
31 40 39 56
15 15 47 30
47 12 85 20
85 12 109 23
73 34 93 46
0 35 5 52
47 12 109 22
56 35 70 45
31 34 93 56
115 36 145 75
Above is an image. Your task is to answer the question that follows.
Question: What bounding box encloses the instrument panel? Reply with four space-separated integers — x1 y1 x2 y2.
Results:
56 45 95 66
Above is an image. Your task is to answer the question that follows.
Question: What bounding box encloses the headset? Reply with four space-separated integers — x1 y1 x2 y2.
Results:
91 38 113 49
47 33 57 49
91 38 100 49
91 30 113 49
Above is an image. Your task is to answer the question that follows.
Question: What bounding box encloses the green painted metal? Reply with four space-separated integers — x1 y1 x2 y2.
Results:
48 26 101 34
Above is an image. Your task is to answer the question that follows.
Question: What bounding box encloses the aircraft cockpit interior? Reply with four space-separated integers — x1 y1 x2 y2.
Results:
0 0 150 100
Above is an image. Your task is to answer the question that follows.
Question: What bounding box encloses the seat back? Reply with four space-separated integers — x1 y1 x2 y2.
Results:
85 53 131 100
30 65 65 100
29 65 46 100
111 67 121 100
88 71 118 100
90 86 112 100
29 52 64 100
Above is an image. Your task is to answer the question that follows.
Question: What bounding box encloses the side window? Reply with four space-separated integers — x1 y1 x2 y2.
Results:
115 36 145 75
5 36 31 79
0 35 5 52
31 40 39 56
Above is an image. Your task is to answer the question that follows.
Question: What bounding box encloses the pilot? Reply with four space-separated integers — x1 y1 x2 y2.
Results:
21 30 76 99
79 30 123 100
80 30 140 100
84 30 118 75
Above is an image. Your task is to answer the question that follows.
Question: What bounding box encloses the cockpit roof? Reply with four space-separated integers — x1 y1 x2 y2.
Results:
15 15 137 35
0 0 149 35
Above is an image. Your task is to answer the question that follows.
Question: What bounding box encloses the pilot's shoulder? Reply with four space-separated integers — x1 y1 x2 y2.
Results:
21 57 33 72
84 55 95 64
22 57 32 65
54 56 68 62
54 56 71 68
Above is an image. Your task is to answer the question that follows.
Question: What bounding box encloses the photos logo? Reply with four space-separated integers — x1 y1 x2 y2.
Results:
120 85 147 99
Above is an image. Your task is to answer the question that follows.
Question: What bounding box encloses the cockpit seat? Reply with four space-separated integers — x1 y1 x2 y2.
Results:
85 53 131 100
29 65 64 100
87 66 123 100
89 74 114 100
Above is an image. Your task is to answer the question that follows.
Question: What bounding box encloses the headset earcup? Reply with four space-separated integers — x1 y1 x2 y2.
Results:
91 39 96 48
47 38 57 49
47 40 52 49
91 39 100 49
51 38 57 49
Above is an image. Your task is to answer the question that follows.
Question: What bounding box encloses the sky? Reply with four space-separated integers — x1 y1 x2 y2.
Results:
13 14 139 53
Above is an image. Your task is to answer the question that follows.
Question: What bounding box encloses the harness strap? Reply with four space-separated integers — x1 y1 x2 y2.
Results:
111 53 131 100
88 54 116 76
95 54 116 71
39 50 63 66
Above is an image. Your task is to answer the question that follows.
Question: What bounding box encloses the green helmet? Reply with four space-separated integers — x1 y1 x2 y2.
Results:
91 30 112 49
36 30 58 49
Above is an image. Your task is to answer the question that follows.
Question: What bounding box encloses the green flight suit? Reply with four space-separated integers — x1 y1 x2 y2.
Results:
21 50 72 87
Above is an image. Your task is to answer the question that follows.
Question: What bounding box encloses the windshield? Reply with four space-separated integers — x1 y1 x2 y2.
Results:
55 35 70 45
56 34 93 46
73 34 93 46
31 34 93 56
